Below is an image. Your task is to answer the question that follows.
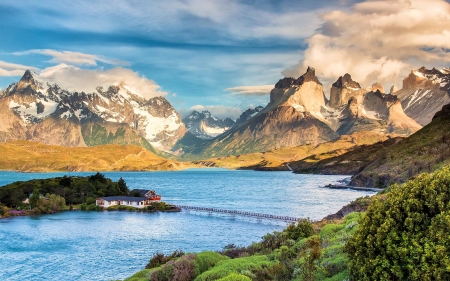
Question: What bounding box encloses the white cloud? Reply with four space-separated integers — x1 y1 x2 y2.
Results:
283 0 450 90
0 60 39 76
13 49 126 66
188 105 242 120
39 64 166 99
225 85 273 96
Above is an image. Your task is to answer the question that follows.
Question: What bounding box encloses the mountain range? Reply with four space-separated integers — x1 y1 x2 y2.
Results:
0 66 448 163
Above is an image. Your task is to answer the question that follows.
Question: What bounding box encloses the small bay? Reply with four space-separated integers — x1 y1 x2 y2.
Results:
0 169 374 281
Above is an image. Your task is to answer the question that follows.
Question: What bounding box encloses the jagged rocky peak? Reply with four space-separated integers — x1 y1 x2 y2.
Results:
332 73 361 89
15 70 49 93
0 70 188 151
234 106 264 127
270 66 325 114
403 66 450 90
274 66 321 89
389 85 399 94
364 90 398 116
182 110 235 140
368 82 385 93
329 73 366 108
395 66 450 126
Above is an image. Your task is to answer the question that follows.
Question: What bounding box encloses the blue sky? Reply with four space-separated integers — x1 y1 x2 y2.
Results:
0 0 449 119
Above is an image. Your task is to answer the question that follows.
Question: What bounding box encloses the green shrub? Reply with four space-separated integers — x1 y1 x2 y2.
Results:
195 252 229 275
346 166 450 280
86 197 96 205
194 255 272 281
123 269 152 281
80 203 87 210
216 273 251 281
319 224 344 240
285 219 315 241
88 203 100 211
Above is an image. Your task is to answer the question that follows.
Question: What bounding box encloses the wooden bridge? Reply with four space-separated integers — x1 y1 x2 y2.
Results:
173 205 304 223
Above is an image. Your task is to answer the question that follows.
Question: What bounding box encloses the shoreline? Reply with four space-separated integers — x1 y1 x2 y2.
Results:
322 184 383 192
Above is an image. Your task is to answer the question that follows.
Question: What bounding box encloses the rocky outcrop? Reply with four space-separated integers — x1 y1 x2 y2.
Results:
329 73 367 108
182 110 234 139
179 67 339 158
336 90 421 136
233 106 263 127
0 70 187 151
395 67 450 125
389 85 399 94
368 82 385 93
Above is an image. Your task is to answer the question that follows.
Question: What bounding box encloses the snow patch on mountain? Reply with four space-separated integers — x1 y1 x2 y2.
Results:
182 110 234 139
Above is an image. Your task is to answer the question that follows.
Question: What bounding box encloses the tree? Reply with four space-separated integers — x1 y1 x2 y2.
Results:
117 177 129 195
29 188 41 209
59 175 72 187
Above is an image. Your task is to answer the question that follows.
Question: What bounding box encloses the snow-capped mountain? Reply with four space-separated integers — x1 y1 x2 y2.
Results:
394 67 450 125
0 70 187 151
182 110 234 139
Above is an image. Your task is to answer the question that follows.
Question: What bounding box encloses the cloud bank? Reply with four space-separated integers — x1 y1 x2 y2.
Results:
225 85 273 96
13 49 125 66
39 64 166 99
0 61 38 76
283 0 450 89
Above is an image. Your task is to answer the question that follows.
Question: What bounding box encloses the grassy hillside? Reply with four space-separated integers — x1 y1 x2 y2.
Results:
195 132 390 170
0 140 192 172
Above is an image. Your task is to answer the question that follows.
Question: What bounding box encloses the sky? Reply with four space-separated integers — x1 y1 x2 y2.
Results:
0 0 449 119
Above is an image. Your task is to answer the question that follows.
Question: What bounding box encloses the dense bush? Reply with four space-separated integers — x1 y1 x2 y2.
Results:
285 219 315 241
150 254 197 281
346 166 450 280
146 250 185 269
34 193 66 214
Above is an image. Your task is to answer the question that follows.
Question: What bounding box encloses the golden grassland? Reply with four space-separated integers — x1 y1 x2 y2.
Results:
201 131 392 170
0 140 196 172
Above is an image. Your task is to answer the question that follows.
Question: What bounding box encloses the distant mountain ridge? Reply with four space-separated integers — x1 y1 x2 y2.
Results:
0 70 187 152
177 67 425 158
182 110 234 139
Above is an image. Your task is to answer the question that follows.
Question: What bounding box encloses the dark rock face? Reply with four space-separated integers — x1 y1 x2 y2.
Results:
432 103 450 120
329 73 366 108
332 73 361 89
233 106 264 127
275 66 321 89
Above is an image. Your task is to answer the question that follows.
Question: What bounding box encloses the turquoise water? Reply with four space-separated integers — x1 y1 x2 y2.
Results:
0 169 374 281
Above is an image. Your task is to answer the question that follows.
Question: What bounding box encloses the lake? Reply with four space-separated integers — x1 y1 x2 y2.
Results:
0 169 374 281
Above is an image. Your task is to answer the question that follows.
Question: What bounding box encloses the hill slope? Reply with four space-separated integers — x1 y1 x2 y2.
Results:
0 141 189 172
195 131 390 170
292 103 450 187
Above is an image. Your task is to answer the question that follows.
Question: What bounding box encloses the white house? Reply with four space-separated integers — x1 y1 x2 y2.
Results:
96 196 152 209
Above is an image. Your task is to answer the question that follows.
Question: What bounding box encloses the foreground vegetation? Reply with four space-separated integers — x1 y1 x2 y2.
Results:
122 165 450 281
